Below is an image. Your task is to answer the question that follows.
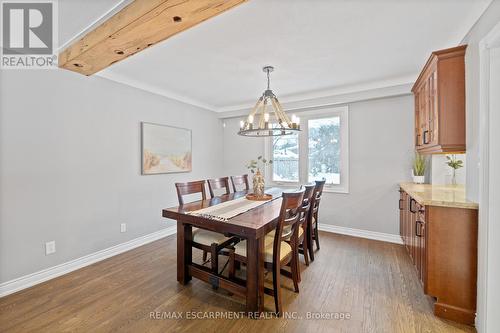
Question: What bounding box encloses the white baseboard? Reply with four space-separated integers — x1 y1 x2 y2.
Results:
318 224 403 245
0 226 177 298
0 224 401 298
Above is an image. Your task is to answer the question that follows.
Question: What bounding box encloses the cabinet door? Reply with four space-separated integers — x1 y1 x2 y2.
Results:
414 92 422 147
409 198 417 261
411 204 426 285
417 205 427 288
414 202 423 275
419 221 426 288
422 80 431 147
430 70 439 146
403 192 410 253
399 190 404 240
419 86 426 148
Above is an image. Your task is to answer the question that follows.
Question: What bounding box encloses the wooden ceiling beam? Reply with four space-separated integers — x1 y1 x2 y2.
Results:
59 0 246 76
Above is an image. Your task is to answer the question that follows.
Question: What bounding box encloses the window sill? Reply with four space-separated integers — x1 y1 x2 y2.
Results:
323 187 349 194
267 182 349 194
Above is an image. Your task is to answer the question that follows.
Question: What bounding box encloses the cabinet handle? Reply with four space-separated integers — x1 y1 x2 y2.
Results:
416 134 421 146
409 198 416 213
415 221 423 237
423 130 430 144
399 199 403 210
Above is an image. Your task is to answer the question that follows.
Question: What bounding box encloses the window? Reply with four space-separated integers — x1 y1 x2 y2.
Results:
272 134 299 182
267 106 349 193
308 117 341 184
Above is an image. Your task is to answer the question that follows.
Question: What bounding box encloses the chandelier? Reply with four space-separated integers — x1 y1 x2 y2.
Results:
238 66 301 137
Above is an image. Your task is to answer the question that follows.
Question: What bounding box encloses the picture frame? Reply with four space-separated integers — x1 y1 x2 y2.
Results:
141 122 192 175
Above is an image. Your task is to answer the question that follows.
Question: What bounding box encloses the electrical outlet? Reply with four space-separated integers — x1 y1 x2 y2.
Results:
45 241 56 255
120 223 127 233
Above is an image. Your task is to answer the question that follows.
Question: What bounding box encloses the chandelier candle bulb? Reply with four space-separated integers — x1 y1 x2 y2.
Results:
240 120 245 129
247 115 254 130
264 113 270 129
291 114 298 126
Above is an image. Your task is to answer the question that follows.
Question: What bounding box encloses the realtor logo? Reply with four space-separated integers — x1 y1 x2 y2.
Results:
1 1 58 69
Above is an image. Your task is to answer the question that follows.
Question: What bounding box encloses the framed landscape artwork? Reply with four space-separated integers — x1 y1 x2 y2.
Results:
141 122 192 175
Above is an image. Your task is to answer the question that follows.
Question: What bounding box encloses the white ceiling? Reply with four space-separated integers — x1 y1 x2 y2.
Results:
61 0 492 112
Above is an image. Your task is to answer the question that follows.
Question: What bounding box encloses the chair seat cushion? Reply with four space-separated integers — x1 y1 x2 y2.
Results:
234 237 292 263
192 228 229 246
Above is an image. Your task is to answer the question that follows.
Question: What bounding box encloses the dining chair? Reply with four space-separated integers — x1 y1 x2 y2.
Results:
230 174 250 192
228 188 305 316
296 184 316 269
207 177 231 198
308 180 326 261
175 181 238 275
267 184 315 269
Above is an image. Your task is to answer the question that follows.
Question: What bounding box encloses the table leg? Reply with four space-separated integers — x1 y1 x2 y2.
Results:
177 221 192 284
246 236 265 315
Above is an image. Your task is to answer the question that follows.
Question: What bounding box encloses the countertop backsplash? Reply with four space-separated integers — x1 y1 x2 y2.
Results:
429 153 466 185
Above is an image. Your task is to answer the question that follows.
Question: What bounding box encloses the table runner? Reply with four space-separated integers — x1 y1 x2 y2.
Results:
187 196 272 222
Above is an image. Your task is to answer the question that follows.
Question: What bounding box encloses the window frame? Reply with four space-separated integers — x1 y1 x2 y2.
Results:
265 105 349 194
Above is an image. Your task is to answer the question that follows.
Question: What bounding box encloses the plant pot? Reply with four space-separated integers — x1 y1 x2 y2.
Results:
413 175 425 184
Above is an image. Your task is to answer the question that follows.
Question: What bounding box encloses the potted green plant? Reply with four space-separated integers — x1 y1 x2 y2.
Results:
445 155 463 185
247 156 272 197
412 152 426 184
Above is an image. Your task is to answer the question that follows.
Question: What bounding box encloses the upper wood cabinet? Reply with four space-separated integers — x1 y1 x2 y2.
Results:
412 45 466 154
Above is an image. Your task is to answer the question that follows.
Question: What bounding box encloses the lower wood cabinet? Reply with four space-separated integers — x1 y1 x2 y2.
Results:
399 188 478 325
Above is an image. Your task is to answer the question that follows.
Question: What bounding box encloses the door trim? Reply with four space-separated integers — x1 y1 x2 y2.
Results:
477 20 500 332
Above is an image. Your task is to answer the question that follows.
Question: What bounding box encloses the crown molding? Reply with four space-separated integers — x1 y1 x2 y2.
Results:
96 70 218 112
216 74 417 113
96 70 415 116
216 82 414 119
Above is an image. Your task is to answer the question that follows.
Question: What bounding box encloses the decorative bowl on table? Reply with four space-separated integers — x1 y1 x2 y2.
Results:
246 193 273 201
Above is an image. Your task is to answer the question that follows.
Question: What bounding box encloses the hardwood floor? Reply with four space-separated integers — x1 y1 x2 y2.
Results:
0 232 475 332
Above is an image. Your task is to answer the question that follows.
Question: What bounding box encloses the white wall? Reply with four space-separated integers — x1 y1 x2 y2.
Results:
485 44 500 333
462 0 500 202
0 69 224 283
223 95 414 235
430 154 466 185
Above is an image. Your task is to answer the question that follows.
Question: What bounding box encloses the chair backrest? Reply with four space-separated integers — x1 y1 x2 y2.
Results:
311 179 326 214
207 177 231 198
175 180 207 205
272 188 305 264
300 184 316 230
230 174 250 192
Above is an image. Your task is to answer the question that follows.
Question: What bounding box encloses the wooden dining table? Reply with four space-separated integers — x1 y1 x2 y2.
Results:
162 188 284 314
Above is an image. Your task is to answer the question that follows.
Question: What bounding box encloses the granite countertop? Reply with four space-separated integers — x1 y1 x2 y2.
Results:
399 182 479 210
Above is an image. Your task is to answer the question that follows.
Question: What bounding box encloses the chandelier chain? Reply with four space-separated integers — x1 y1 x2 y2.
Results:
266 68 270 90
